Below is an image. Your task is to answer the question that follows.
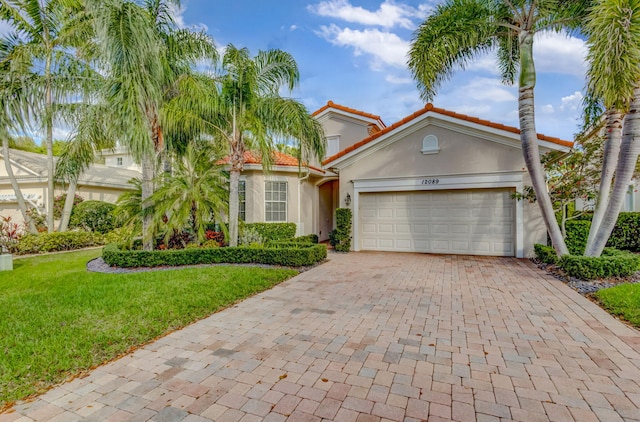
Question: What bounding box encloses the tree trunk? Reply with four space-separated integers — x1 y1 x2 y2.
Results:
228 134 245 247
585 108 623 256
518 31 569 256
588 87 640 256
2 139 37 234
45 55 55 233
58 180 77 232
141 152 155 251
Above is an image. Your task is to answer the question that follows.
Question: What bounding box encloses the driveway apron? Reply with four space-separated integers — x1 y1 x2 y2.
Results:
2 252 640 421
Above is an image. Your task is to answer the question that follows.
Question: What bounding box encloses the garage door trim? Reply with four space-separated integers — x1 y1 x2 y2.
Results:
351 172 525 257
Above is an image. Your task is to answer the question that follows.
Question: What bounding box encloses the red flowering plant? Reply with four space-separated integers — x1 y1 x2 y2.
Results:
0 216 23 254
513 134 603 238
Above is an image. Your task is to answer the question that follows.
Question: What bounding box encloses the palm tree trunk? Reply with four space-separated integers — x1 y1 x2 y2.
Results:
588 86 640 256
2 139 37 234
58 180 77 232
141 152 155 251
518 31 569 256
45 55 55 233
228 134 244 247
585 108 622 255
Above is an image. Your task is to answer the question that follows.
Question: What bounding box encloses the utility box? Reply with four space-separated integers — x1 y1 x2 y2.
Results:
0 254 13 271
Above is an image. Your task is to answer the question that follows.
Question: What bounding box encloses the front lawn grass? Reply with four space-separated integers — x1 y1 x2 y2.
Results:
0 249 297 407
594 283 640 328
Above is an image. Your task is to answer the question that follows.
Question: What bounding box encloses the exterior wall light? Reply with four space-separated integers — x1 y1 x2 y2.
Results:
345 193 351 207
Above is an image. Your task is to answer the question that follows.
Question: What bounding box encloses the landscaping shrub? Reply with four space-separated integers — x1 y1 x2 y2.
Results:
239 227 265 246
53 193 83 219
15 231 104 255
291 234 319 244
608 213 640 252
558 250 640 280
205 230 225 245
330 208 352 252
102 242 327 268
534 244 558 265
69 200 117 234
240 222 296 241
0 216 23 253
564 220 590 255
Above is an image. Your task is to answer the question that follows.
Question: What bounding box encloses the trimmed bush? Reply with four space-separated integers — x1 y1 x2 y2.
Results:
102 242 327 268
330 208 352 252
564 220 590 255
69 200 117 234
559 251 640 280
53 193 84 219
15 231 104 255
608 213 640 252
240 222 296 242
534 244 558 264
291 234 319 244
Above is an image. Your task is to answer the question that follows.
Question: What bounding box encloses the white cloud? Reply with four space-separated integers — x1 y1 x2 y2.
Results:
533 32 587 77
316 24 409 69
453 77 517 103
541 104 555 114
290 25 298 31
166 2 208 32
308 0 429 29
560 91 583 111
386 75 412 84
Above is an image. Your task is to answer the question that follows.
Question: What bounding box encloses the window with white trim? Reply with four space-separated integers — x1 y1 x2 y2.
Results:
265 181 287 222
326 136 340 158
116 157 123 166
238 180 246 221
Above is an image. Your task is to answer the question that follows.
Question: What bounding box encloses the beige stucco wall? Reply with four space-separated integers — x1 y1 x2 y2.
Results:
320 114 373 152
331 124 553 257
240 169 320 236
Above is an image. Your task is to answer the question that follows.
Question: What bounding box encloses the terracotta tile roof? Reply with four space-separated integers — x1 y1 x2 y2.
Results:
219 151 325 174
322 103 574 165
312 100 386 128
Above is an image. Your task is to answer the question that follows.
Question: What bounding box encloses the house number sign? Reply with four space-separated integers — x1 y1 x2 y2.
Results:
421 178 440 185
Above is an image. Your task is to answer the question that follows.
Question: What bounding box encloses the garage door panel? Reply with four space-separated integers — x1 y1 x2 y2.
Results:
359 189 515 256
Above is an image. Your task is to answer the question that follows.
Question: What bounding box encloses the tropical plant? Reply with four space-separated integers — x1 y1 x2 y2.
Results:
583 0 640 256
150 142 228 245
87 0 217 250
408 0 591 256
0 0 92 232
165 45 325 246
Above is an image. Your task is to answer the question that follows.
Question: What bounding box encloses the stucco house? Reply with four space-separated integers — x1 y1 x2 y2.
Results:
1 101 579 257
0 148 140 224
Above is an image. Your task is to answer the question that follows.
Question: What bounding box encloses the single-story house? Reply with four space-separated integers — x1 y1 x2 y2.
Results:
2 101 589 257
0 148 140 223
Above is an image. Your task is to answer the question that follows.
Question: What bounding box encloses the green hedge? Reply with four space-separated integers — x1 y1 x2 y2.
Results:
15 231 105 255
565 213 640 253
330 208 352 252
102 242 327 268
559 251 640 280
534 244 558 264
291 234 319 244
69 200 117 234
240 223 296 241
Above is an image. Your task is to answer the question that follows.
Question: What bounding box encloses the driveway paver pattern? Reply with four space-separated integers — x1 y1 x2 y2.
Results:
2 252 640 421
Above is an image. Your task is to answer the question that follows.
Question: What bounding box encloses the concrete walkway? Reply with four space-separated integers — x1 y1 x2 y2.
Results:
2 252 640 421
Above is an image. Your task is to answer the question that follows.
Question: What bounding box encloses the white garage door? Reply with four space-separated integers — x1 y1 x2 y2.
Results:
359 189 515 256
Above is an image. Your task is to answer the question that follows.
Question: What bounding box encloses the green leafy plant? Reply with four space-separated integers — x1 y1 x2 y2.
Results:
534 244 558 265
102 242 327 268
559 251 640 280
291 234 319 244
0 216 23 254
239 227 266 247
15 231 104 255
240 223 296 242
331 208 352 252
53 193 84 219
69 201 117 234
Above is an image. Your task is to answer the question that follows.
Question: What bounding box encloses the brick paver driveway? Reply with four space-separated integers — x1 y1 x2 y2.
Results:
3 253 640 422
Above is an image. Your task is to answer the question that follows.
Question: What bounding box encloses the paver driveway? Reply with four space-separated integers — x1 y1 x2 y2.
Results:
3 252 640 422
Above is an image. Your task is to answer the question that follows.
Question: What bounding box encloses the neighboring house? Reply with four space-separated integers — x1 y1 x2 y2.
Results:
1 101 574 257
100 144 141 171
0 148 140 223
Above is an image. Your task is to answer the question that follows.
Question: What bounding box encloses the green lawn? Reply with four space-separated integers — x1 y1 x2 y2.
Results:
594 283 640 328
0 249 297 407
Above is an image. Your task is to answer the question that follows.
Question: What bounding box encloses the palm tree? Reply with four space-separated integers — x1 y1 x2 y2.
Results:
408 0 590 256
0 0 91 232
88 0 216 250
165 45 326 246
151 142 228 245
584 0 640 256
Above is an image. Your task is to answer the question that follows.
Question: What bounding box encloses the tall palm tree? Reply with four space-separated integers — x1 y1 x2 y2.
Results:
0 0 90 232
165 45 325 246
88 0 216 250
408 0 590 256
584 0 640 256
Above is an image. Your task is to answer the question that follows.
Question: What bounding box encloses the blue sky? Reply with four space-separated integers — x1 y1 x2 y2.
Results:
175 0 588 142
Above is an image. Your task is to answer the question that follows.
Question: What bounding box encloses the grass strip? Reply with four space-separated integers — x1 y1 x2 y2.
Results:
594 283 640 328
